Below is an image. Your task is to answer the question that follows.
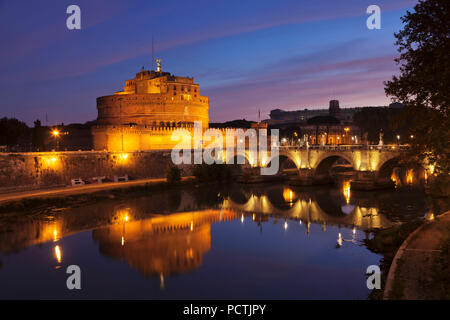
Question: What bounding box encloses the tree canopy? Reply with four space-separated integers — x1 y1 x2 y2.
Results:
384 0 450 174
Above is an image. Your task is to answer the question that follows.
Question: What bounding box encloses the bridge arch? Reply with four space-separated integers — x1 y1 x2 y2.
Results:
314 154 354 178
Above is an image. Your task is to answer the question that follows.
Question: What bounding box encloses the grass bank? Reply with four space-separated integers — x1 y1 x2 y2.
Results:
364 219 424 300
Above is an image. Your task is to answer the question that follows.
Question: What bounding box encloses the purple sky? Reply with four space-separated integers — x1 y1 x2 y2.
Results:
0 0 417 126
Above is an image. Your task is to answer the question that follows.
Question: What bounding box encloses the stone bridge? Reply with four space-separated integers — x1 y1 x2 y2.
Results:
231 145 411 189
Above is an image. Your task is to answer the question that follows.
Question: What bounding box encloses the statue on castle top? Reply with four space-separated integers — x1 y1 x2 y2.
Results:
156 58 162 72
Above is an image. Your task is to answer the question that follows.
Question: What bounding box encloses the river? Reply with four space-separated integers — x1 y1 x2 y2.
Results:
0 181 441 299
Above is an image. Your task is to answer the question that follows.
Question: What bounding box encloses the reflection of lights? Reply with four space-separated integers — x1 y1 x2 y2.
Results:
299 220 302 225
352 228 356 235
55 245 62 263
241 214 244 223
337 233 343 247
343 181 351 204
391 172 399 186
284 221 288 230
190 221 194 231
53 229 58 242
252 214 255 221
125 215 129 222
406 169 413 185
160 273 165 290
121 236 125 246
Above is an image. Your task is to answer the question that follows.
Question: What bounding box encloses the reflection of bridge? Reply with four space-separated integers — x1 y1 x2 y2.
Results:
231 145 410 189
222 193 395 232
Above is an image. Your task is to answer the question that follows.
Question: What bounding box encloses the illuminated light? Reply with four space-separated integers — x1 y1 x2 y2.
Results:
283 188 295 203
353 228 356 235
425 212 435 221
344 127 350 132
53 229 58 242
54 245 62 263
118 153 129 162
299 220 302 225
190 221 194 231
429 165 435 174
284 221 288 230
121 236 125 246
252 214 255 221
391 172 399 186
241 214 244 223
52 130 60 137
41 156 59 168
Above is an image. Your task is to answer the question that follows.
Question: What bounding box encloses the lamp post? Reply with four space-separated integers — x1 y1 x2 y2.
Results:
52 129 60 151
396 135 400 145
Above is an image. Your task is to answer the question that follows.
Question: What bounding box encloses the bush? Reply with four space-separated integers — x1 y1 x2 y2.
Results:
166 164 181 184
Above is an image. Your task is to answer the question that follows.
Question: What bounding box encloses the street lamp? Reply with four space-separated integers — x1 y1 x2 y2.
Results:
52 129 60 151
396 135 400 144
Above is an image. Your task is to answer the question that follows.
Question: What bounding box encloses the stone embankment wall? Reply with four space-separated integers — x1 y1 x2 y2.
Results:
0 150 187 193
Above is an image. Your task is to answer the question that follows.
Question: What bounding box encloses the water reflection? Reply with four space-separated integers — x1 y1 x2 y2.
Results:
0 182 441 297
92 210 236 277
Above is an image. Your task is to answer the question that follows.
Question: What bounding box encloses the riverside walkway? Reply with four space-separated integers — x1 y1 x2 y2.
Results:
384 210 450 299
0 177 194 204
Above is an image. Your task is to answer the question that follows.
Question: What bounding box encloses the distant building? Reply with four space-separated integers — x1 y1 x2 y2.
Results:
272 100 363 145
269 101 404 127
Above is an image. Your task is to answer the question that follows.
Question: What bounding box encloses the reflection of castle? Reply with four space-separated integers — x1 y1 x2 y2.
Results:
92 210 236 277
92 60 209 151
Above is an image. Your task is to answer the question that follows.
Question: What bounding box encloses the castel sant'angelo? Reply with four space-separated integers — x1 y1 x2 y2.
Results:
92 59 210 151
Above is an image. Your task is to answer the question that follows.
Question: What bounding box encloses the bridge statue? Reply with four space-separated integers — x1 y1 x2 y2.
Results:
320 133 326 146
378 129 384 147
363 132 369 146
